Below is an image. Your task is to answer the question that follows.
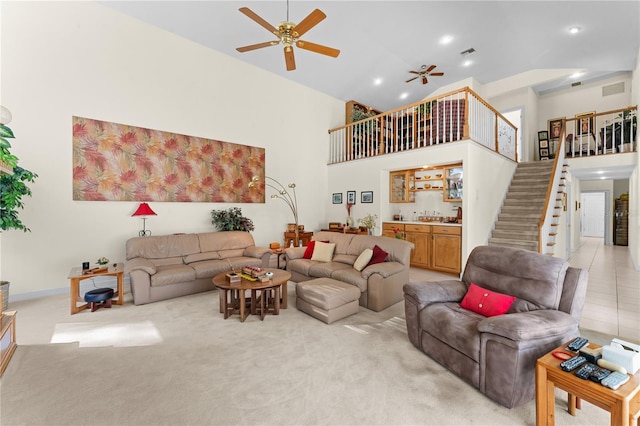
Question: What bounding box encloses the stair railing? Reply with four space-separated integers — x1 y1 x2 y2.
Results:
538 134 566 253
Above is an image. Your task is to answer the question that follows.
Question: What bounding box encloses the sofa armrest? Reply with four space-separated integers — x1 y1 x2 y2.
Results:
124 257 156 275
478 310 578 342
362 261 403 279
403 280 466 311
244 245 271 259
285 246 306 261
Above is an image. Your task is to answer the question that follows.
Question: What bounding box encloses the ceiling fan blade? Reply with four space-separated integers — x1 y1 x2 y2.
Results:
422 76 428 85
284 46 296 71
239 7 279 36
430 72 444 77
409 70 421 75
294 9 326 38
236 41 279 52
426 65 437 73
296 40 340 57
406 76 419 83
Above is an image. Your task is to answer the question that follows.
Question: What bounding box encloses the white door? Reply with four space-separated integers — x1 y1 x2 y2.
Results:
581 192 605 237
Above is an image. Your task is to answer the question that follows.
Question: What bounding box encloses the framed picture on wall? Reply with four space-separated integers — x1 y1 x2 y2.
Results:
361 191 373 203
538 130 548 140
576 112 595 136
347 190 356 204
540 148 549 157
332 193 342 204
539 139 549 149
548 118 564 140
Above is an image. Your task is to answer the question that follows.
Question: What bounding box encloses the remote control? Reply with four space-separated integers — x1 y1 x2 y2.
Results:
574 363 598 380
601 371 629 390
560 355 587 372
589 366 612 383
567 337 589 352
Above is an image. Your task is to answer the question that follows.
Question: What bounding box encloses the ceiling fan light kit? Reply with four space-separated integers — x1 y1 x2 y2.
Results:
236 2 340 71
406 64 444 85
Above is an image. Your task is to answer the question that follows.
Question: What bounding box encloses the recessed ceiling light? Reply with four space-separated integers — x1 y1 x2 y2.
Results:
373 77 383 86
596 170 604 174
440 35 453 45
463 60 473 67
570 72 583 79
399 92 409 100
569 26 581 34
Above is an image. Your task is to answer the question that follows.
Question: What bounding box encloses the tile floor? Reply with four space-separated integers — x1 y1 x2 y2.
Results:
409 237 640 344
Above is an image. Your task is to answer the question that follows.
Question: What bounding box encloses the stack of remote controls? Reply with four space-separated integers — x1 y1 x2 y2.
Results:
560 337 630 390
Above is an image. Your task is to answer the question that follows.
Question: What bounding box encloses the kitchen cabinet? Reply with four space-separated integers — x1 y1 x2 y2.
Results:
382 222 461 275
431 226 461 274
444 165 463 202
0 311 17 376
404 224 431 268
389 170 415 203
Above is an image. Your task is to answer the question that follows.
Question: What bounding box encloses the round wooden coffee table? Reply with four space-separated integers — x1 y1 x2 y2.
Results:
212 268 291 322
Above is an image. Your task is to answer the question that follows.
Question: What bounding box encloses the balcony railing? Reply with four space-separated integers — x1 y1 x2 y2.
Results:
550 106 637 158
328 87 518 165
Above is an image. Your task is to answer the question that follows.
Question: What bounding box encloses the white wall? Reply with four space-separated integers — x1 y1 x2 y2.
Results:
1 2 344 297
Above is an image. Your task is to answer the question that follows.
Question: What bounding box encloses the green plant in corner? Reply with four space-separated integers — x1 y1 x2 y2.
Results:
211 207 255 232
0 112 38 233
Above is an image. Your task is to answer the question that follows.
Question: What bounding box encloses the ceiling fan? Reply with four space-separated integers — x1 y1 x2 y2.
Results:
406 65 444 85
235 1 340 71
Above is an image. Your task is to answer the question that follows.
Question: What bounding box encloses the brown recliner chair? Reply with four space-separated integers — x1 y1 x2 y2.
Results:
403 245 588 408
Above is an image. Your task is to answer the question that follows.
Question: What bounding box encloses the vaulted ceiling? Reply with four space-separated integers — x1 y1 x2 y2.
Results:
103 1 639 112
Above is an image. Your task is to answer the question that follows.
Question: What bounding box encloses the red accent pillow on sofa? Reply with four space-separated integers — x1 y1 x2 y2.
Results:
460 283 516 317
303 241 316 259
367 245 388 266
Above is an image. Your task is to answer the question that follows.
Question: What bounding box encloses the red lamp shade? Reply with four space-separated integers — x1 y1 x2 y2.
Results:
132 202 157 217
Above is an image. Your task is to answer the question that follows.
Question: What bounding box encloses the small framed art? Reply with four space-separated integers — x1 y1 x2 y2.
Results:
332 193 342 204
361 191 373 203
347 190 356 204
539 139 548 149
576 112 595 136
538 130 548 140
539 148 549 157
549 118 564 140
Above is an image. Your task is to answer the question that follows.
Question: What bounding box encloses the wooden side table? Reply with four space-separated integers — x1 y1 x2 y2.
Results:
0 311 17 376
536 341 640 426
283 231 313 247
67 264 124 314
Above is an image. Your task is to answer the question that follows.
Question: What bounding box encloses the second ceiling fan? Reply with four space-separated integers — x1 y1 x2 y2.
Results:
236 1 340 71
406 65 444 85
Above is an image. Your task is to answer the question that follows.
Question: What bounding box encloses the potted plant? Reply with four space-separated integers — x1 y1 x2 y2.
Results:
0 109 38 311
210 207 255 232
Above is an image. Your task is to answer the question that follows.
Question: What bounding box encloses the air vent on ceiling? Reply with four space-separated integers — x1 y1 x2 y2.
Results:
602 82 624 97
571 81 581 87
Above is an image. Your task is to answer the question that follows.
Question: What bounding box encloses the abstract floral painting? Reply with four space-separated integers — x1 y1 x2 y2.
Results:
72 116 265 202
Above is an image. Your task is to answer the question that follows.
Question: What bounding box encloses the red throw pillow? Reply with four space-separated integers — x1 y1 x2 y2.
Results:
460 283 516 317
303 241 316 259
367 245 388 266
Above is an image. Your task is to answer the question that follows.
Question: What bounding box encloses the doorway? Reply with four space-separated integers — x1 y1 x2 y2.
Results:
580 191 609 242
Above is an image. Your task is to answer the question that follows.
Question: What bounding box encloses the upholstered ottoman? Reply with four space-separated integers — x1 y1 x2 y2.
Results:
84 288 114 312
296 278 360 324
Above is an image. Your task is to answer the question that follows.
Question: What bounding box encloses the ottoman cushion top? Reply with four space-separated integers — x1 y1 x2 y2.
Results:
297 278 360 310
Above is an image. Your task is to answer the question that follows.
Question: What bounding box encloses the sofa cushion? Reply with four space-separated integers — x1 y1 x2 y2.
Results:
311 242 335 262
421 302 483 362
353 249 373 271
367 245 388 266
198 231 256 252
126 233 200 260
308 261 352 278
333 254 357 266
218 249 245 259
151 257 185 267
184 251 220 264
460 283 516 317
190 259 234 279
150 264 196 287
331 268 368 292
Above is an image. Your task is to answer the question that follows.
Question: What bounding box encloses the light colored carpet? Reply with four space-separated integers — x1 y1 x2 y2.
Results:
1 284 612 425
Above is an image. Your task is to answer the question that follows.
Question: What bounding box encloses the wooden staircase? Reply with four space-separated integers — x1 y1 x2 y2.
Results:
489 161 568 254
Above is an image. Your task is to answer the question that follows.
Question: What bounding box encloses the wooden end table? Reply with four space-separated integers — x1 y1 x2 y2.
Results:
67 264 124 315
212 268 291 322
536 341 640 426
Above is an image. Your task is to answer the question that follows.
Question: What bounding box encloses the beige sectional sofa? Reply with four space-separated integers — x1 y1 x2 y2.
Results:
125 231 271 305
285 231 414 312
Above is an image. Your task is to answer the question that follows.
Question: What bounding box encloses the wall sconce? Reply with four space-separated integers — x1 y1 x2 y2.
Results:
132 202 157 236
